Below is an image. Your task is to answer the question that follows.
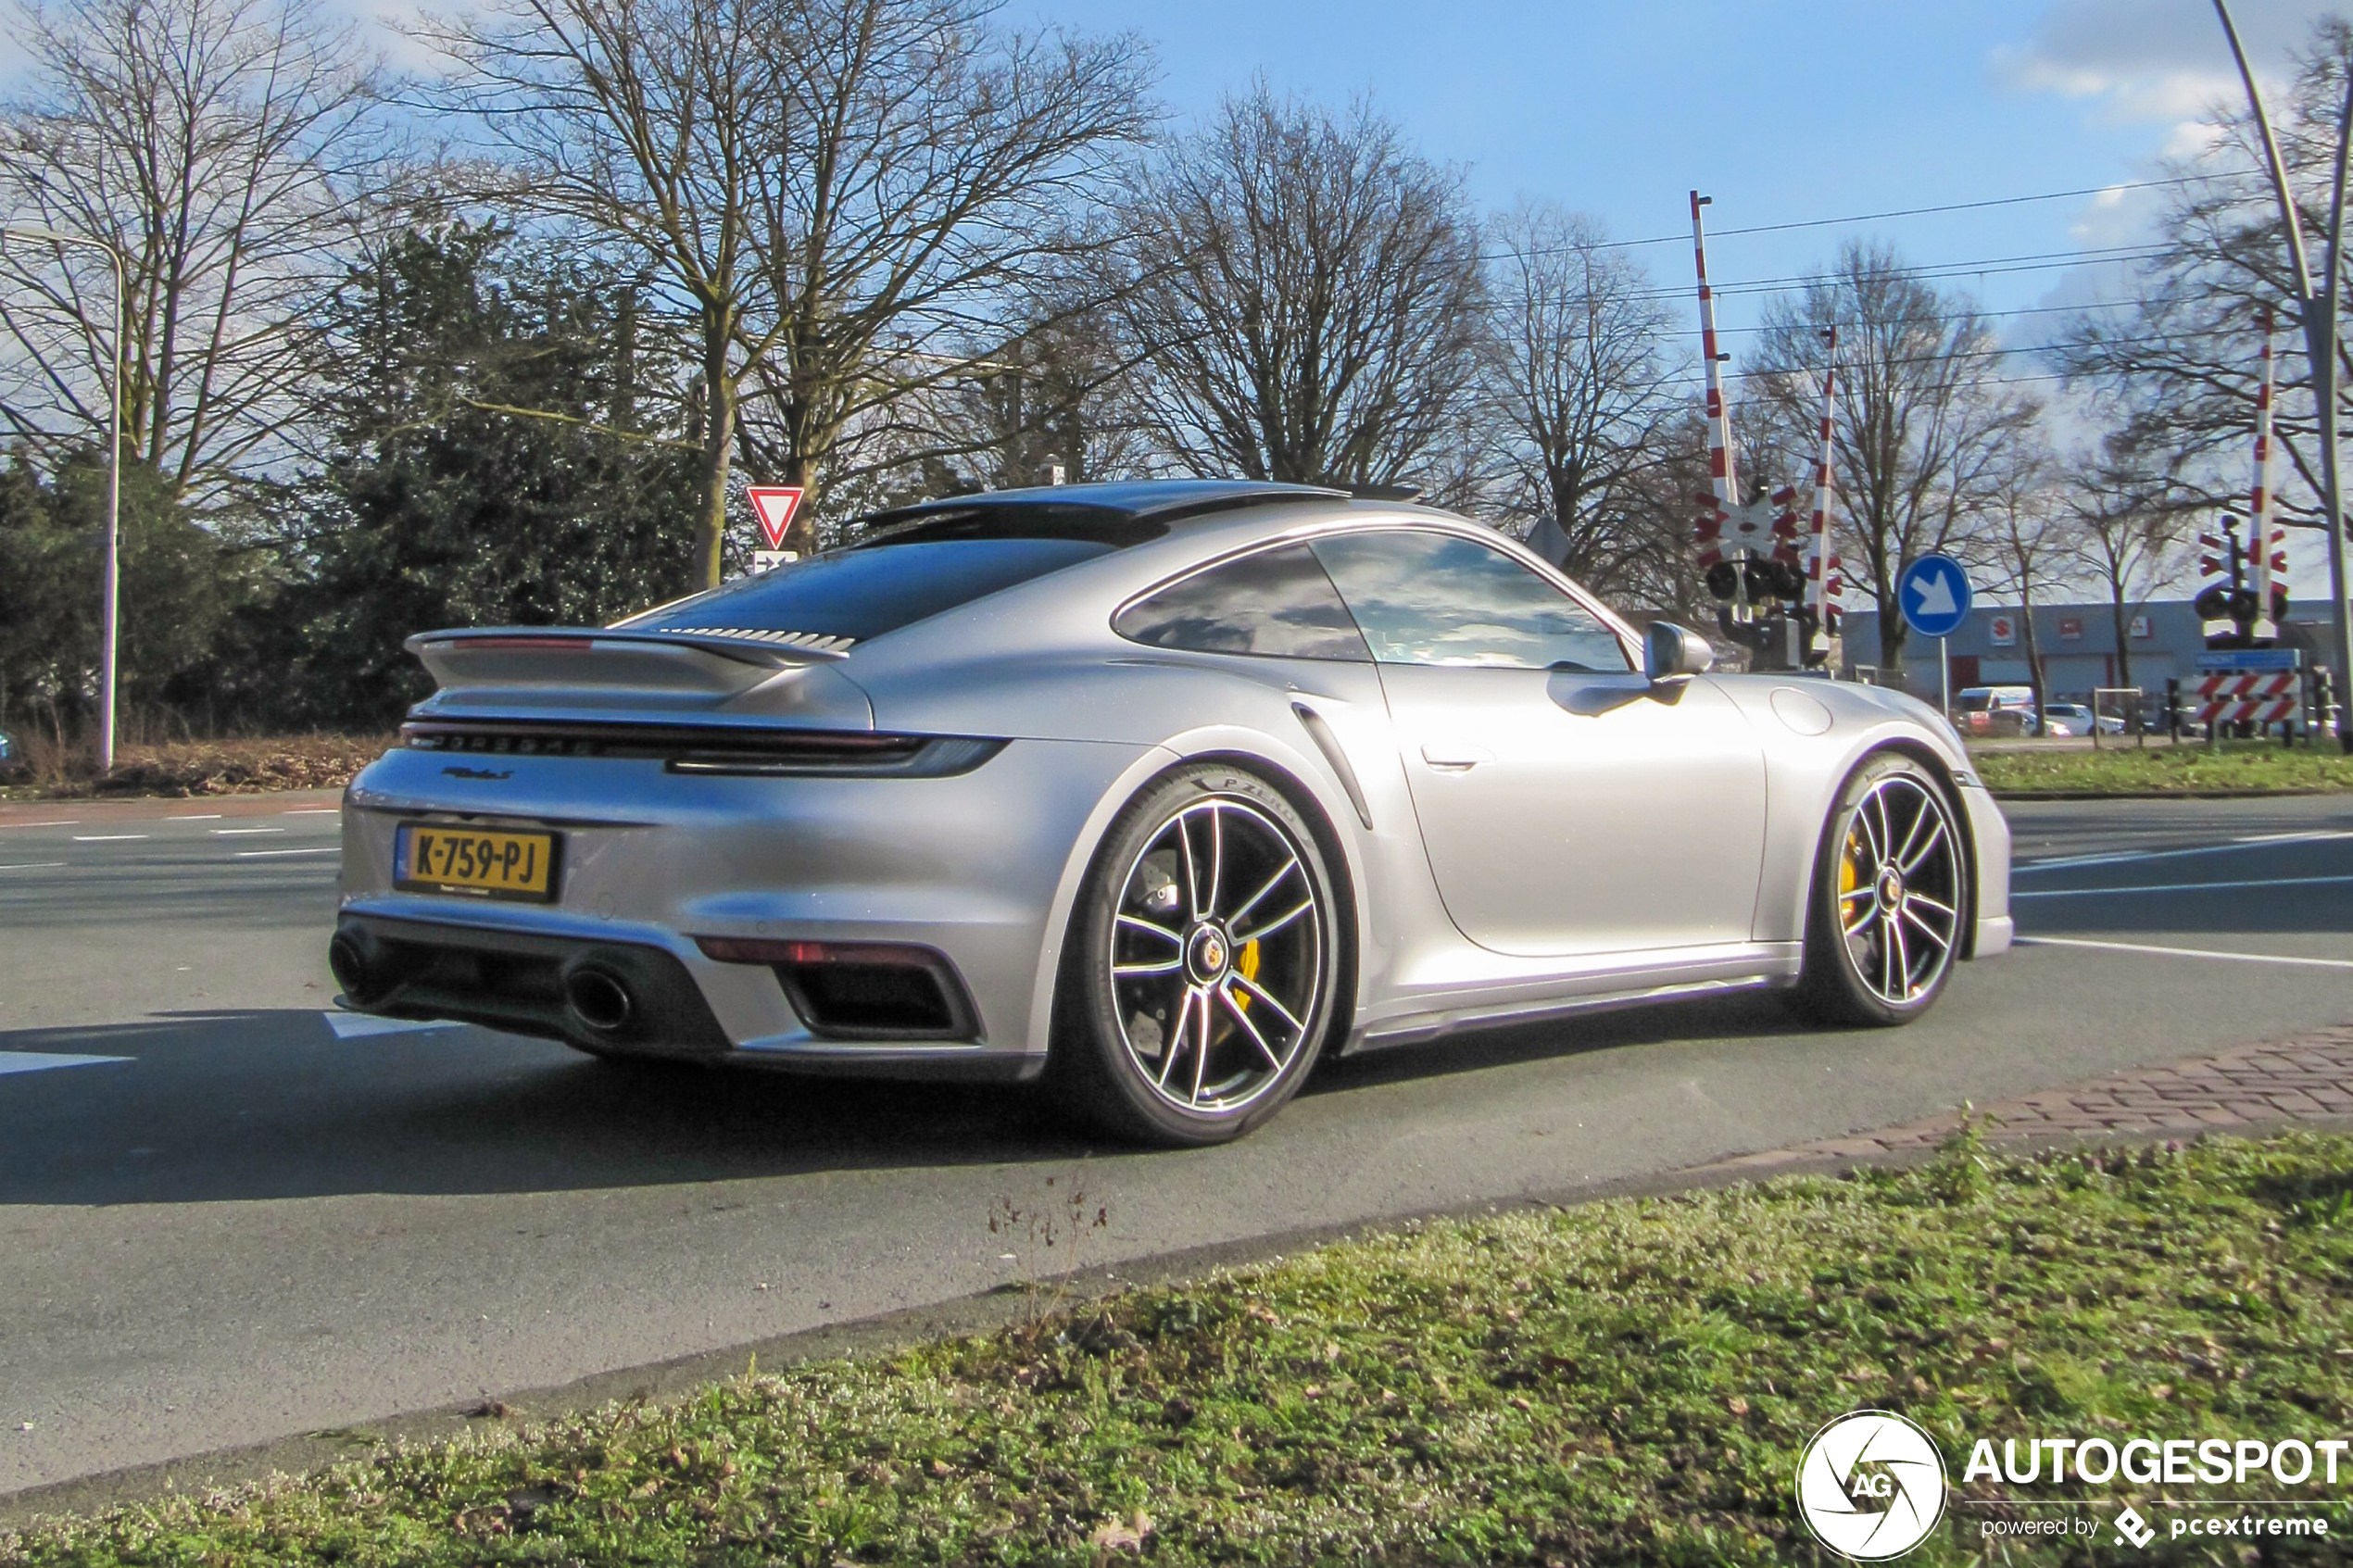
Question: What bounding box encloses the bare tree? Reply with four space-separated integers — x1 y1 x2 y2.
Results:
2056 20 2353 543
433 0 1153 583
2065 436 2194 693
1750 242 2042 671
0 0 384 506
1480 202 1683 596
934 303 1154 490
1114 84 1483 489
1972 442 2081 716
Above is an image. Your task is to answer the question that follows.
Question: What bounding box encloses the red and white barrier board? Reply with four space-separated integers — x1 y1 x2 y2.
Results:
2193 671 2300 727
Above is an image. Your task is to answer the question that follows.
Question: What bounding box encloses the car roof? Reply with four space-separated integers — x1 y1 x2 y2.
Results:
849 480 1353 544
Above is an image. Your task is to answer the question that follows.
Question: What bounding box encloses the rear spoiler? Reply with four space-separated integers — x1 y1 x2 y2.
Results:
407 626 854 698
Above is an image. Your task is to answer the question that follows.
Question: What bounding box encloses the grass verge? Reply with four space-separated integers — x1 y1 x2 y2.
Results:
1972 739 2353 796
0 734 392 800
8 1128 2353 1565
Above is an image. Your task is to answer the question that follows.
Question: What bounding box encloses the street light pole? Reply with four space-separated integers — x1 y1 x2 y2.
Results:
2214 0 2353 753
1 225 125 772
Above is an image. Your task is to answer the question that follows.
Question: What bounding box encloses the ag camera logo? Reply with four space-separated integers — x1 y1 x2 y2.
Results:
1796 1410 1949 1560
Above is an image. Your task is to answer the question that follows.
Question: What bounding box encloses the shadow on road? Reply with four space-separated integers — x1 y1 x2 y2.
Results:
1308 990 1806 1093
0 1010 1090 1205
0 992 1791 1206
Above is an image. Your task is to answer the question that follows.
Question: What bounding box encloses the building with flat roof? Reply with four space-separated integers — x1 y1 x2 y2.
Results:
1838 598 2336 704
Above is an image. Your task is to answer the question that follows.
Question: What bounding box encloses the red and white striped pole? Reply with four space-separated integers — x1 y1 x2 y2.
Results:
1806 326 1840 627
1692 191 1743 614
2250 307 2280 638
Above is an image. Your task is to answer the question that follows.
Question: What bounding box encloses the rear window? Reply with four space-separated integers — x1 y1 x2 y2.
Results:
623 537 1113 643
1113 545 1371 661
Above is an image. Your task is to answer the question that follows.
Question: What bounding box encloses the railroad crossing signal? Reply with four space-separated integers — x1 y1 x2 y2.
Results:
2194 514 2289 647
1688 194 1842 669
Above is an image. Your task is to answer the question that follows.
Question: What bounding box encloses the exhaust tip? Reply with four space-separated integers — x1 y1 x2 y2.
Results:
564 965 635 1035
329 932 384 1005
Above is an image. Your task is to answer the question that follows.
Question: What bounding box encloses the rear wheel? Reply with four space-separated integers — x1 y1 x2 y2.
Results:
1792 754 1968 1026
1051 764 1342 1146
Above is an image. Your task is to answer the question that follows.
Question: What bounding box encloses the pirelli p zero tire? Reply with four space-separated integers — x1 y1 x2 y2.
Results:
1051 762 1345 1147
1792 752 1970 1028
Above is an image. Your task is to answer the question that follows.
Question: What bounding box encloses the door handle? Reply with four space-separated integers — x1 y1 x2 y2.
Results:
1420 742 1493 771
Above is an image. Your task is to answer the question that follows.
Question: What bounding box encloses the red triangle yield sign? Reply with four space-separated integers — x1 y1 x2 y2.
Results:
747 486 805 550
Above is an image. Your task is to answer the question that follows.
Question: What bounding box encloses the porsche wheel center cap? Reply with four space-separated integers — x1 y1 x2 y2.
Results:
1188 926 1230 983
1878 869 1905 910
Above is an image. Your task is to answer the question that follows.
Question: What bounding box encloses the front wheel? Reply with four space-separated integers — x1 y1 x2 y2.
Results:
1051 764 1344 1147
1791 754 1969 1026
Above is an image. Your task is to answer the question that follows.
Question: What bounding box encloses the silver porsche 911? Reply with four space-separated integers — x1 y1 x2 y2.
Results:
332 479 2011 1145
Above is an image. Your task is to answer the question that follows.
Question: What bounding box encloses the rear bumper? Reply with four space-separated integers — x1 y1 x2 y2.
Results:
331 904 1047 1082
334 735 1164 1079
332 911 733 1057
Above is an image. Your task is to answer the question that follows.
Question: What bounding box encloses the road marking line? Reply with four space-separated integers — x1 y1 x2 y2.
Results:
2017 829 2353 873
0 1052 131 1076
0 861 65 872
71 834 147 842
2013 873 2353 899
10 820 79 828
2018 935 2353 971
169 813 222 821
283 808 339 815
323 1011 454 1039
234 846 338 858
211 826 284 835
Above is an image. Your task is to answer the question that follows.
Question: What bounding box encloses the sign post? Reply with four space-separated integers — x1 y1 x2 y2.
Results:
746 486 807 576
1897 554 1973 716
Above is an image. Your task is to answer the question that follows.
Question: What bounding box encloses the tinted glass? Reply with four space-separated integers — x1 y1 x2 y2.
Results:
1113 545 1371 661
1311 530 1630 671
626 537 1108 642
850 503 1166 549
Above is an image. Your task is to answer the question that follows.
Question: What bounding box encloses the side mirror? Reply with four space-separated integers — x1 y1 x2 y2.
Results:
1643 621 1715 683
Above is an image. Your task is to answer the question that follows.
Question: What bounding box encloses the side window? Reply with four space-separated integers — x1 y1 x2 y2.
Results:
1113 544 1372 661
1310 530 1632 671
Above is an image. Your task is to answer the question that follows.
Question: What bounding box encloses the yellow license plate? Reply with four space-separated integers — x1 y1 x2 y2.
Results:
396 824 560 901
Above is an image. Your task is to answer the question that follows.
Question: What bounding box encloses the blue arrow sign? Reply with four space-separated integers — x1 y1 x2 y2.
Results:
1897 554 1972 639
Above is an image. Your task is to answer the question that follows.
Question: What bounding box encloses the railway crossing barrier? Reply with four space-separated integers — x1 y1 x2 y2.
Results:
2195 669 2301 729
2181 659 2333 745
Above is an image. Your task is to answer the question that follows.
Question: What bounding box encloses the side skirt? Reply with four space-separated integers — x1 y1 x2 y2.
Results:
1341 947 1803 1056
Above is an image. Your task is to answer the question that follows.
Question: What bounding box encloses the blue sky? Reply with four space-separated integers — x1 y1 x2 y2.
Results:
1020 0 2346 594
1020 0 2334 354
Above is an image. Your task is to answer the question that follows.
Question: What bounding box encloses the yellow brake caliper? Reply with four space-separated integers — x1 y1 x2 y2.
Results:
1839 833 1862 927
1234 939 1261 1010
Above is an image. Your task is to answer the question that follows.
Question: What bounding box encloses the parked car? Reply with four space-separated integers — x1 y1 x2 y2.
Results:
2042 701 2125 737
330 480 2014 1146
2040 702 2090 737
1952 685 2037 737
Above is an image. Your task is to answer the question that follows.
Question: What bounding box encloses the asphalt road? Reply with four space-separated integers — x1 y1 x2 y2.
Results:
3 788 2351 1501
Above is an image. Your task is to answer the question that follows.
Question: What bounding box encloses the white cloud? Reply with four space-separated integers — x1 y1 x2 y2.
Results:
1998 0 2339 157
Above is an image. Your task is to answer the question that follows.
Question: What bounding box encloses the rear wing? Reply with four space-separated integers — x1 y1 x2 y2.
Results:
407 626 854 700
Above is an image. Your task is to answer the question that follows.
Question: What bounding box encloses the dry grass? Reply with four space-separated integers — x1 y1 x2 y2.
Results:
0 729 394 799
